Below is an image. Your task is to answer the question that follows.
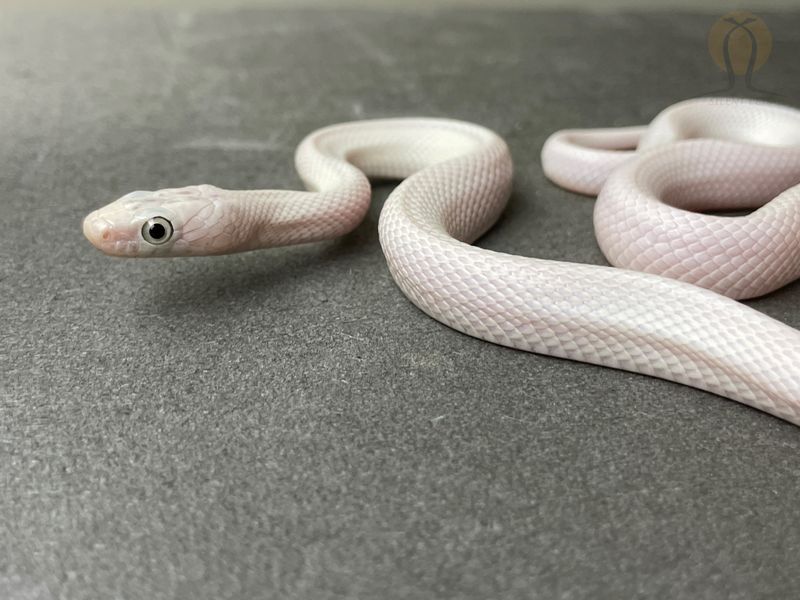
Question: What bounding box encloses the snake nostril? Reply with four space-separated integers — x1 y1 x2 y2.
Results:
83 215 112 246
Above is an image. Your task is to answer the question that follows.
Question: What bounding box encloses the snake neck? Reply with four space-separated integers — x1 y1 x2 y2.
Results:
228 118 510 251
227 173 372 251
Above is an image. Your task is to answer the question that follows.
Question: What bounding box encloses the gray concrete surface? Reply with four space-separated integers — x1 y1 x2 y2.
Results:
2 6 800 600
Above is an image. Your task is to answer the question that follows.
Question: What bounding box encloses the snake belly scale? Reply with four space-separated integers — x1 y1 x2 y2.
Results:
83 106 800 426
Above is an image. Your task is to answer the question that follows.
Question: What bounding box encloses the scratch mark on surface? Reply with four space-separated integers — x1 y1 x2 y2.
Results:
351 101 365 118
334 17 397 68
174 135 283 152
500 414 534 425
20 141 52 186
152 11 194 102
331 14 431 109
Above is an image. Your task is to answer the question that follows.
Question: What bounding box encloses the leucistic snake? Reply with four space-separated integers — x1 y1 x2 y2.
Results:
84 98 800 426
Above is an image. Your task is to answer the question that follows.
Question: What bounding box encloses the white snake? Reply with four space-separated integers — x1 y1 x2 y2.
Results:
84 97 800 425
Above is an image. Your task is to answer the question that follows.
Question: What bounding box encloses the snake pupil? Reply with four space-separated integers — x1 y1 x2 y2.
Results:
149 223 165 239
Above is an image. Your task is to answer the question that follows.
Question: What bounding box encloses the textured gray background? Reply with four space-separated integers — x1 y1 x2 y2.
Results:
2 5 800 600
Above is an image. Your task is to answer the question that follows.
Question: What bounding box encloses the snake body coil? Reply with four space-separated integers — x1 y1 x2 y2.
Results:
84 99 800 425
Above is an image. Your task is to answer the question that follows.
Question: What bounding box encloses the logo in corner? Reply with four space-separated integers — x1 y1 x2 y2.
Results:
707 11 773 93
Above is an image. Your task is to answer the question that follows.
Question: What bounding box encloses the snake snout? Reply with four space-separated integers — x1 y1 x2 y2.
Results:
83 213 112 245
83 212 139 256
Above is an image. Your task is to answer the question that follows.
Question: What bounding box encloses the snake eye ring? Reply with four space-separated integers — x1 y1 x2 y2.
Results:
141 217 173 245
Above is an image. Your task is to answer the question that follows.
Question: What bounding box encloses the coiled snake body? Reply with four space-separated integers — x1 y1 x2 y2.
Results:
84 98 800 425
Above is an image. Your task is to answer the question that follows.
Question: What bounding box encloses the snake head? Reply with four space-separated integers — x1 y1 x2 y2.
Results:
83 185 238 257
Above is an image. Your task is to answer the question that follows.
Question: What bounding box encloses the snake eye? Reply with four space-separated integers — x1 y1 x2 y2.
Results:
141 217 173 245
